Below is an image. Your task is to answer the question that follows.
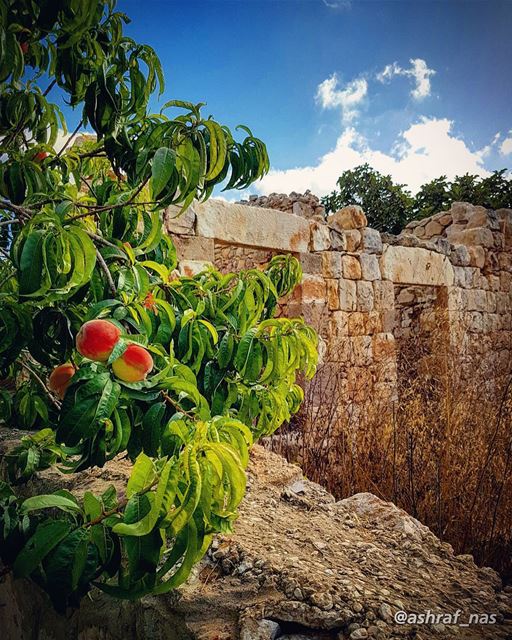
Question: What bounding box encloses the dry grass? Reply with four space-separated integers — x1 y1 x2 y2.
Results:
266 309 512 578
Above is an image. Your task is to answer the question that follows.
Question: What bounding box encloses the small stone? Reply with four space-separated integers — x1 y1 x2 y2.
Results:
361 227 383 254
310 591 334 610
328 205 368 231
350 629 368 639
378 603 393 622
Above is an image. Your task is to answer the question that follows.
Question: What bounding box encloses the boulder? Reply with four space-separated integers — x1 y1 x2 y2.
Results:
328 205 367 232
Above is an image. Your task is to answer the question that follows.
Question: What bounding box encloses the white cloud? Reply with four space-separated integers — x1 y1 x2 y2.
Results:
377 58 436 100
316 74 368 123
322 0 352 9
500 132 512 156
255 117 492 196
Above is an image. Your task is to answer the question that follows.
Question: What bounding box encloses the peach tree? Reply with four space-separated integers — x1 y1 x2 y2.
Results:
0 0 317 612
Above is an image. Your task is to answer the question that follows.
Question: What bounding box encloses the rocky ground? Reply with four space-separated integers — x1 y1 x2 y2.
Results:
1 434 511 640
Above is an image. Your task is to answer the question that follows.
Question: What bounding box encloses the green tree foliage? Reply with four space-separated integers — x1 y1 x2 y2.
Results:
0 0 318 610
321 164 414 234
322 166 512 232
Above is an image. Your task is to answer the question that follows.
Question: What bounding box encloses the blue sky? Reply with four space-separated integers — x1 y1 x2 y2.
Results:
115 0 512 195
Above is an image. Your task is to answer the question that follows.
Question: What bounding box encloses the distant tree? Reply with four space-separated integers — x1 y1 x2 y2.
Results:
321 164 414 234
475 170 512 209
448 174 480 204
324 166 512 234
413 176 451 220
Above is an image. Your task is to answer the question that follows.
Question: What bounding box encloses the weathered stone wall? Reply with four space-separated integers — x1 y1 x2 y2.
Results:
164 196 512 422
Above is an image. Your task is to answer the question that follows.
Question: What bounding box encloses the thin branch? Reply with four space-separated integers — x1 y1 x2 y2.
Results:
84 229 124 251
56 121 82 159
42 79 57 97
0 219 21 227
162 391 197 421
20 361 61 410
96 249 117 296
66 176 152 221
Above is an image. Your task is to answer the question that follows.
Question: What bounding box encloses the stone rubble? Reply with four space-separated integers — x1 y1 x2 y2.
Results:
2 441 511 639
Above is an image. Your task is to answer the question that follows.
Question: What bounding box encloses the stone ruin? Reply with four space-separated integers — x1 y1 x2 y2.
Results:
164 193 512 426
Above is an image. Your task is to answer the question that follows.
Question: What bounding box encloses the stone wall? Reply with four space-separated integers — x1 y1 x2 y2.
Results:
164 196 512 423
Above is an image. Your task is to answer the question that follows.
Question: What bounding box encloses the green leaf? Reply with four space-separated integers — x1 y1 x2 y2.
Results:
126 452 156 498
20 494 82 515
13 520 72 578
151 147 175 199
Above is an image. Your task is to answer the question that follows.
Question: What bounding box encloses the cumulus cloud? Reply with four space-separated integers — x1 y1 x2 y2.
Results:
254 117 492 196
377 58 436 100
316 74 368 123
500 132 512 156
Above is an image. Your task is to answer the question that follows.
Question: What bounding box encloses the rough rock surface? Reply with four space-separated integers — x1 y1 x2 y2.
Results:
1 437 511 640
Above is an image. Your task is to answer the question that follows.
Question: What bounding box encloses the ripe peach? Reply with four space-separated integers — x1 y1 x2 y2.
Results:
112 344 153 383
76 319 121 362
48 363 76 399
33 151 48 163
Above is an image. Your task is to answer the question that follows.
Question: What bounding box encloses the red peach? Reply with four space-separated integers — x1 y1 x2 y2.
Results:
20 42 29 54
76 319 121 362
33 151 48 163
48 363 76 399
112 344 153 383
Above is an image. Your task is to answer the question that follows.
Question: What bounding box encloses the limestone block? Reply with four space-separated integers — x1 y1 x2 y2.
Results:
194 199 310 252
488 274 500 291
467 289 488 312
450 244 471 267
298 252 323 275
295 274 326 304
330 229 347 251
486 291 497 313
339 278 357 311
381 309 395 332
468 245 485 269
310 221 331 251
359 253 380 281
342 255 362 280
468 312 484 333
424 219 444 238
446 287 467 312
321 252 342 278
327 205 367 231
348 336 373 366
348 311 367 336
174 236 214 262
356 280 374 312
328 311 349 338
379 245 454 286
360 228 383 254
450 202 473 223
373 332 395 360
446 227 495 248
435 212 453 226
500 271 512 291
496 208 512 248
164 205 196 235
178 259 213 277
373 280 395 310
497 292 511 314
326 279 340 310
466 206 500 231
344 229 362 252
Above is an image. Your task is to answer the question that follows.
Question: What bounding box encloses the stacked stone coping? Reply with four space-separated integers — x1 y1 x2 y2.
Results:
163 197 512 414
239 190 326 221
